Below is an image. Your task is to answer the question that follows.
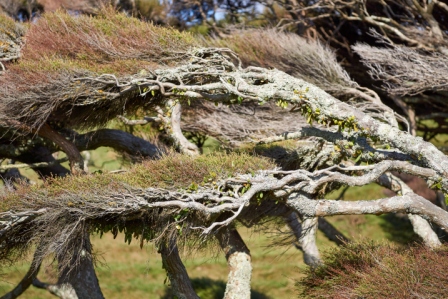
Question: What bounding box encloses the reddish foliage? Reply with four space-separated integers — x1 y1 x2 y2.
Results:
298 242 448 298
21 7 194 71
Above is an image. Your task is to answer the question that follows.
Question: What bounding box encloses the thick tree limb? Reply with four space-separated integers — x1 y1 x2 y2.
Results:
285 211 321 267
286 194 448 232
37 124 85 175
215 227 252 299
159 238 199 299
377 172 441 248
68 128 161 159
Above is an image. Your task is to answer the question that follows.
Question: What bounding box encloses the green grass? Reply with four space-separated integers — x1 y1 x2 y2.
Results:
0 227 305 299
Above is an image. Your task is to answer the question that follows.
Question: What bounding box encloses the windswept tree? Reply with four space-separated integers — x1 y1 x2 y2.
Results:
252 0 448 141
1 7 448 299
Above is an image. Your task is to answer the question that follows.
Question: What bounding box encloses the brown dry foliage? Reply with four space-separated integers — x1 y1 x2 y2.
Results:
1 0 137 18
182 100 309 146
208 29 357 98
186 29 396 143
18 7 195 74
354 42 448 96
298 241 448 298
0 8 196 130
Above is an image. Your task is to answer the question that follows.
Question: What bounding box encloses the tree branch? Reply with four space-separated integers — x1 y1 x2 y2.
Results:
286 193 448 232
285 211 321 267
377 172 441 248
215 227 252 299
37 124 85 175
0 249 41 299
68 129 161 159
159 238 199 299
157 100 199 156
117 115 161 125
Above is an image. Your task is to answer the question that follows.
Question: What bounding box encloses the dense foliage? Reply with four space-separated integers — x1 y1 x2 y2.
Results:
299 241 448 298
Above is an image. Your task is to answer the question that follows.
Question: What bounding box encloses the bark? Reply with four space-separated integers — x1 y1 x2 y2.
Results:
161 100 199 156
68 129 160 159
286 193 448 233
377 173 441 248
285 212 321 267
159 238 199 299
32 229 104 299
37 124 85 175
215 227 252 299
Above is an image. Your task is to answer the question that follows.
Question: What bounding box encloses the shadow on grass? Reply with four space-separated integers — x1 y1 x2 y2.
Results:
378 213 420 245
161 277 271 299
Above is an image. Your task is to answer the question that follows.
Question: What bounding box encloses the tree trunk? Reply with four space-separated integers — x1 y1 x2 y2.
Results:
38 124 85 175
215 227 252 299
377 173 441 248
285 212 322 267
57 229 104 299
159 238 199 299
33 228 104 299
